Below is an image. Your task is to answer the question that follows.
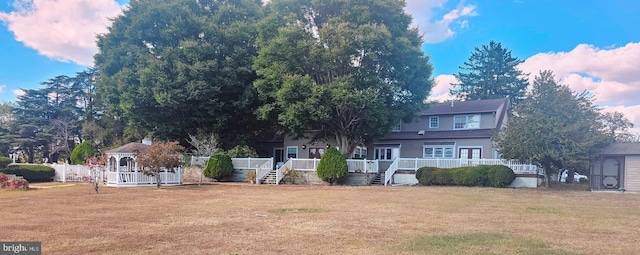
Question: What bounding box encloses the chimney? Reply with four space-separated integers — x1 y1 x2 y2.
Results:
450 100 454 107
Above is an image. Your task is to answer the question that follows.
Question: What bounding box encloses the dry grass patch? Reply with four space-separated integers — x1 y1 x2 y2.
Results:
1 183 639 254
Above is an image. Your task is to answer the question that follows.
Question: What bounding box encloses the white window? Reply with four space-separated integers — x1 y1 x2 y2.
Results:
392 122 401 132
454 114 480 130
286 146 298 159
374 147 399 161
353 147 368 159
429 116 439 128
423 146 455 158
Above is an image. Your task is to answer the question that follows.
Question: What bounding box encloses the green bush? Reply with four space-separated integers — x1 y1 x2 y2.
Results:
203 154 234 180
226 145 258 158
417 167 437 185
316 147 348 185
0 157 12 168
417 165 515 188
70 142 99 165
0 165 55 182
487 165 516 188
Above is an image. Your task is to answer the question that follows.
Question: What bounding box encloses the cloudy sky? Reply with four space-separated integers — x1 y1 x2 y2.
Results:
1 0 639 132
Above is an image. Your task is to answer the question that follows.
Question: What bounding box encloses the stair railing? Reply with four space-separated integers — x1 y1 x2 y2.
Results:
256 158 274 184
275 159 292 185
384 158 399 186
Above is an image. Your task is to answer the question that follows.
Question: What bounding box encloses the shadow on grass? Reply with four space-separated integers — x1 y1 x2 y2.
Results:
268 208 324 214
392 232 581 255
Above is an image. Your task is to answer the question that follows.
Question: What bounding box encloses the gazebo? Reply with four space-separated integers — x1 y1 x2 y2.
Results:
105 141 182 187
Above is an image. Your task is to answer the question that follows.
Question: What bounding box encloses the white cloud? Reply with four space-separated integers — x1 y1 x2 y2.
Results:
0 85 5 94
405 0 477 43
13 89 25 98
518 42 640 134
427 74 457 102
0 0 124 66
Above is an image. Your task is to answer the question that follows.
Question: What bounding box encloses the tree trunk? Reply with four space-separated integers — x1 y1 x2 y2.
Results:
156 172 161 188
335 133 358 158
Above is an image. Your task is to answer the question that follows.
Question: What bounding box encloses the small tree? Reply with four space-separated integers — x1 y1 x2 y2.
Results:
71 142 99 165
83 155 107 194
136 141 184 188
203 153 234 181
316 147 348 185
227 145 258 158
187 133 218 185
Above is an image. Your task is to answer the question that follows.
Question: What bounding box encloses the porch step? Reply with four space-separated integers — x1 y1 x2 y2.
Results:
371 173 385 185
260 170 280 185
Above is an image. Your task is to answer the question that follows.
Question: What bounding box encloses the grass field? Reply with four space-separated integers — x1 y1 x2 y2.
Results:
1 182 639 254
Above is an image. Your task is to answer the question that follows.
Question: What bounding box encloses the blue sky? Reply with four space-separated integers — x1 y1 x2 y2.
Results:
1 0 640 130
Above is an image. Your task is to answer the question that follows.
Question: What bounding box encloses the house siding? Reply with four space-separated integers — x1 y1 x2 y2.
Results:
373 138 496 159
625 155 640 192
404 112 498 132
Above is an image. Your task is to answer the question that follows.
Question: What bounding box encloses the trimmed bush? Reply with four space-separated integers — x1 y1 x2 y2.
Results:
487 165 516 188
226 145 258 158
417 165 516 188
0 157 12 168
316 147 348 185
203 153 234 180
0 165 55 182
70 142 99 165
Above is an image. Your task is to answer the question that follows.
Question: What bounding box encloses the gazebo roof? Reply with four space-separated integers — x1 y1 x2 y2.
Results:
106 142 150 155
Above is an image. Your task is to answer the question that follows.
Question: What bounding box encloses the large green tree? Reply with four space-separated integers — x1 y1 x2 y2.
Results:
254 0 433 156
95 0 263 148
451 41 529 106
494 71 609 186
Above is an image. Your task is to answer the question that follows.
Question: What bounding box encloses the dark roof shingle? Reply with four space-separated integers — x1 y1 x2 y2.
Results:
422 98 507 115
106 142 150 154
597 143 640 155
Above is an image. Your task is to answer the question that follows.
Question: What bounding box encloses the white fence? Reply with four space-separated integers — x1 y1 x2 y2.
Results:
106 168 182 187
48 163 94 182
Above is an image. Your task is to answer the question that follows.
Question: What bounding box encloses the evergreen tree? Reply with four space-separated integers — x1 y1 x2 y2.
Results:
451 41 529 105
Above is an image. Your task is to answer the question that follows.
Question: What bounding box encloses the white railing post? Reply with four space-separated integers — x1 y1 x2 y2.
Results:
62 164 66 183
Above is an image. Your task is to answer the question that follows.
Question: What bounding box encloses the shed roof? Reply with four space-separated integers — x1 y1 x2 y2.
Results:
106 142 150 154
597 143 640 155
422 98 507 115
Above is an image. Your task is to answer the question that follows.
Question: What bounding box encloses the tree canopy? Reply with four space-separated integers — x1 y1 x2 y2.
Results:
95 0 264 148
253 0 434 156
494 71 610 186
451 41 529 106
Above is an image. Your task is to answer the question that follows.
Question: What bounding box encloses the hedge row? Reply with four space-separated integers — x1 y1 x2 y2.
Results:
0 165 55 183
416 165 516 188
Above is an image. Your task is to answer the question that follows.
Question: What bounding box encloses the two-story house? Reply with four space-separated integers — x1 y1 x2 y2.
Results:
369 97 509 162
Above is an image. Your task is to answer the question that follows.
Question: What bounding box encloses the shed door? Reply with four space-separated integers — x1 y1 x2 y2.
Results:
602 158 621 189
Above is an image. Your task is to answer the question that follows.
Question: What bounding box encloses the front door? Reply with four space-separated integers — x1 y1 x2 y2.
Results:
309 147 326 159
274 148 284 169
602 158 621 189
459 148 481 159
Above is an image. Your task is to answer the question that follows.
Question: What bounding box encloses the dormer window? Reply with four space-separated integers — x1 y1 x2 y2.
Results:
454 114 480 130
429 116 439 128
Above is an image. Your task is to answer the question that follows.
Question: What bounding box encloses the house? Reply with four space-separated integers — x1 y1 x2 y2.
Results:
267 97 539 186
590 143 640 192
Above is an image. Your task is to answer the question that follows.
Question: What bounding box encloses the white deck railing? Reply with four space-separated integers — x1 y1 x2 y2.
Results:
384 160 399 186
106 168 182 186
256 158 274 184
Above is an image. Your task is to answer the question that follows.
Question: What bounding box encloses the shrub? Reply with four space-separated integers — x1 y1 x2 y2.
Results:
282 167 300 184
0 165 55 182
4 178 28 191
0 174 7 188
203 154 234 180
245 170 257 184
226 145 258 158
70 142 99 165
316 147 348 185
0 157 12 168
487 165 516 188
417 167 437 185
416 165 515 188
